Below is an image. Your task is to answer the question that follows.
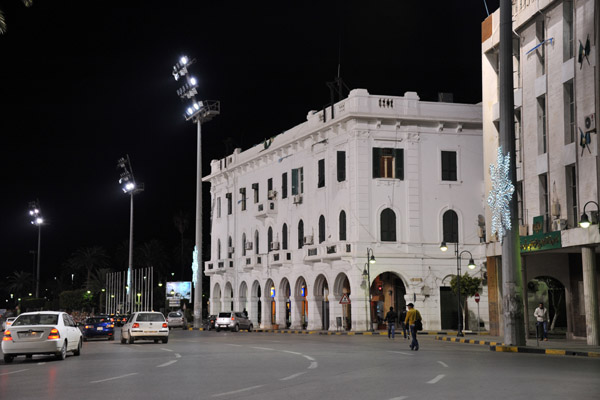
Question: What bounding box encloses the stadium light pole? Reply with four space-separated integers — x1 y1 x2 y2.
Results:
172 55 220 329
28 200 44 298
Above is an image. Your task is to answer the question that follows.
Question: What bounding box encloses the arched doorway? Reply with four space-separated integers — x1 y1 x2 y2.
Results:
334 273 351 330
371 272 407 330
224 282 233 311
294 277 308 329
527 276 567 337
251 280 262 325
239 281 248 315
212 283 222 315
314 274 330 330
266 278 276 327
279 278 291 328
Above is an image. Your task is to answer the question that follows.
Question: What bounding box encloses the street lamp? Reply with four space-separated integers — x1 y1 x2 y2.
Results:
440 242 476 337
362 248 376 331
172 54 220 329
117 154 144 314
579 201 599 230
28 200 44 298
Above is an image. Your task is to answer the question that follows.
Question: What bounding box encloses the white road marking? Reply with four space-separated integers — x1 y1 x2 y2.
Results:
251 346 274 351
212 385 264 397
157 360 178 368
37 362 46 365
283 350 302 355
280 372 306 381
308 361 318 369
427 374 446 384
388 351 414 356
226 344 242 347
175 353 181 358
160 348 173 352
302 355 315 361
388 397 408 400
90 372 138 383
437 361 448 368
0 369 29 376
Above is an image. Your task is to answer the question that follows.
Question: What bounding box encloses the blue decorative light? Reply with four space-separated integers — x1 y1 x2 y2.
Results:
191 246 199 286
487 146 515 242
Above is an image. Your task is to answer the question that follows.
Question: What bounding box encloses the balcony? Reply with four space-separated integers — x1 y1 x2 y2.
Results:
269 250 292 267
204 261 215 275
255 200 277 218
304 244 321 263
243 254 264 271
304 242 353 263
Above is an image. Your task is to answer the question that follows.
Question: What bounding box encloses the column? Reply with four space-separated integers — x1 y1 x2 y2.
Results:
261 295 272 329
249 296 259 326
305 296 320 330
275 295 287 328
329 296 342 331
582 246 600 346
289 296 303 329
351 294 369 332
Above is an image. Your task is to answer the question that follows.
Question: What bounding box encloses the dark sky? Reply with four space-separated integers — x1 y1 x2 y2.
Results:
0 0 499 281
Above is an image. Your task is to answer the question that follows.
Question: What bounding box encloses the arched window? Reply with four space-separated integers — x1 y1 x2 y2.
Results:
380 208 397 242
339 210 347 241
228 236 232 258
268 227 273 251
254 230 260 254
242 233 247 256
217 239 221 259
443 210 459 243
282 223 288 250
318 215 326 243
298 219 304 249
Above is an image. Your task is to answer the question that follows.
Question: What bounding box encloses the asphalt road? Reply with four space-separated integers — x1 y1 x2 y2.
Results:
1 330 599 400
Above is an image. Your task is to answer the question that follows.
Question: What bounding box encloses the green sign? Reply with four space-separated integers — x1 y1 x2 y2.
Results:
520 231 562 253
532 216 545 234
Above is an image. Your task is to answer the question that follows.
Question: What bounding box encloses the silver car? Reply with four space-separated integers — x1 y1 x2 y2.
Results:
121 311 169 344
166 311 187 329
215 312 253 332
2 311 82 363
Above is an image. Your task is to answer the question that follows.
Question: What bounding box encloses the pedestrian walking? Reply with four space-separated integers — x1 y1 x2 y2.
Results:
399 307 408 339
404 303 422 351
534 302 549 341
384 306 397 339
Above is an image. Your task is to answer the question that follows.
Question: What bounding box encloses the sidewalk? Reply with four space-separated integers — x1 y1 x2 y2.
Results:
434 334 600 358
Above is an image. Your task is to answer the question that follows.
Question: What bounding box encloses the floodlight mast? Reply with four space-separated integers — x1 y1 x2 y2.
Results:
172 55 220 329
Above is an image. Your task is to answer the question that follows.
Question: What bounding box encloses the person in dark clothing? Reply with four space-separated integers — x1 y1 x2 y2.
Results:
384 306 397 339
399 307 408 339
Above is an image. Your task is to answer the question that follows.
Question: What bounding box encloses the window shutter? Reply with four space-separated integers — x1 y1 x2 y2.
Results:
291 169 298 195
337 151 346 182
394 149 404 180
373 148 381 178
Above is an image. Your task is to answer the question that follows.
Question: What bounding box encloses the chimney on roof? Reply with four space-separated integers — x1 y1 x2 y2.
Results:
438 92 454 103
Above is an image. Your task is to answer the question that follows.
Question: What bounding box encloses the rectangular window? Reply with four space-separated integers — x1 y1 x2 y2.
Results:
536 18 545 77
281 173 288 199
317 159 325 188
516 181 524 226
226 193 232 215
563 1 574 61
441 151 457 181
372 148 404 179
267 178 273 192
539 174 549 232
291 167 304 195
216 197 221 218
564 80 575 144
337 151 346 182
252 183 259 203
239 188 246 211
514 108 523 164
537 95 547 154
566 165 578 228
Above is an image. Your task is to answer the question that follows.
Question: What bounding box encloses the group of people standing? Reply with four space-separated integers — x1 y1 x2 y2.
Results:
384 303 421 351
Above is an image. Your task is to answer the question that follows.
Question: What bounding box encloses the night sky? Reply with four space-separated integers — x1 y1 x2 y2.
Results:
0 0 499 282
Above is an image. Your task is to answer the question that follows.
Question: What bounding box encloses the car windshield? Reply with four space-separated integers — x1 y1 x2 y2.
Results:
168 312 182 318
136 313 165 322
218 312 231 318
13 314 59 326
86 317 109 324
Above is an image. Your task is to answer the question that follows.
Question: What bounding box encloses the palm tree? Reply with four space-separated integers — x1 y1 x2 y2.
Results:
173 211 190 278
0 0 33 35
7 270 33 298
88 268 112 314
138 240 169 282
66 246 110 290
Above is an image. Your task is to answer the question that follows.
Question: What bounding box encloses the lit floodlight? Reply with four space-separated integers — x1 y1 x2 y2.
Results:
193 102 201 110
181 56 188 65
190 77 197 85
36 217 43 225
29 210 34 216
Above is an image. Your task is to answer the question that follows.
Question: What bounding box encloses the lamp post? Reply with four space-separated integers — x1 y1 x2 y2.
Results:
361 248 376 332
172 55 220 329
28 200 44 298
440 241 475 336
579 201 599 230
117 155 144 314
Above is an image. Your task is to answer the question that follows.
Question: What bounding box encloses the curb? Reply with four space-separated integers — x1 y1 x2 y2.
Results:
490 345 600 358
435 335 504 346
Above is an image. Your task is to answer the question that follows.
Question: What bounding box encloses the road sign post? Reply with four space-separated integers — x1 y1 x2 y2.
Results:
475 292 480 332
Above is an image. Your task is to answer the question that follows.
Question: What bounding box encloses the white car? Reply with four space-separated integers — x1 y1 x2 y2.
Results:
121 311 169 344
2 311 82 363
2 317 16 331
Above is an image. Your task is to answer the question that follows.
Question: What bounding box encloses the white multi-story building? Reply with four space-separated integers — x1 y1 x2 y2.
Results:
481 0 599 342
204 89 486 331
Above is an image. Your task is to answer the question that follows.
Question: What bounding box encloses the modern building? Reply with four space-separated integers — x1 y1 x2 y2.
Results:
203 89 486 332
481 0 599 343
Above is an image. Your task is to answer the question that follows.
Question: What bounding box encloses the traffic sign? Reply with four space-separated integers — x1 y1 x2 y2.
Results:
339 294 351 304
474 293 480 303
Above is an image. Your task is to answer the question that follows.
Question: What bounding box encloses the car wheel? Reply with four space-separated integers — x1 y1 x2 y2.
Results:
109 335 115 341
248 324 253 332
74 339 82 356
234 324 240 332
216 328 220 332
121 336 126 344
56 340 67 361
162 337 168 344
26 354 33 359
154 339 159 343
4 355 14 363
128 332 135 344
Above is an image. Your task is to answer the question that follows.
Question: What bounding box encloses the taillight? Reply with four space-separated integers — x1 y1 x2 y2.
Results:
85 325 90 329
109 324 114 328
162 323 168 328
48 328 60 340
231 317 235 321
3 330 12 341
132 323 139 328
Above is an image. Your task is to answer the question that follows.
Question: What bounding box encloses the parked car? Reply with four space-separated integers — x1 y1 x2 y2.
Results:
204 315 217 331
82 316 114 341
2 311 82 363
2 317 16 331
166 311 187 330
215 312 253 332
120 311 168 344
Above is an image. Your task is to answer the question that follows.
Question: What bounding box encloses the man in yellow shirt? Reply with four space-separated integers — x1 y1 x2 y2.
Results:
404 303 421 351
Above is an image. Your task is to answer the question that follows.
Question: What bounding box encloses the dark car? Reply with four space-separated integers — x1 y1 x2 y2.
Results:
82 316 115 341
110 314 129 327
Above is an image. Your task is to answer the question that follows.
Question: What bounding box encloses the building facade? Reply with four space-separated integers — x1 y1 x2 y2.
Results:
204 89 486 331
481 0 600 343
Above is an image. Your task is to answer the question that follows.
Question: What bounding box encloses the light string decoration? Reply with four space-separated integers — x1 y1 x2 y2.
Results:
487 146 515 242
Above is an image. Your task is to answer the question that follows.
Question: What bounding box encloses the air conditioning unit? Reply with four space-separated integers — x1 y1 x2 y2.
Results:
244 242 253 250
303 235 314 245
268 190 277 200
228 246 235 254
518 224 529 236
584 113 596 132
270 241 280 250
293 194 303 204
551 202 561 219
